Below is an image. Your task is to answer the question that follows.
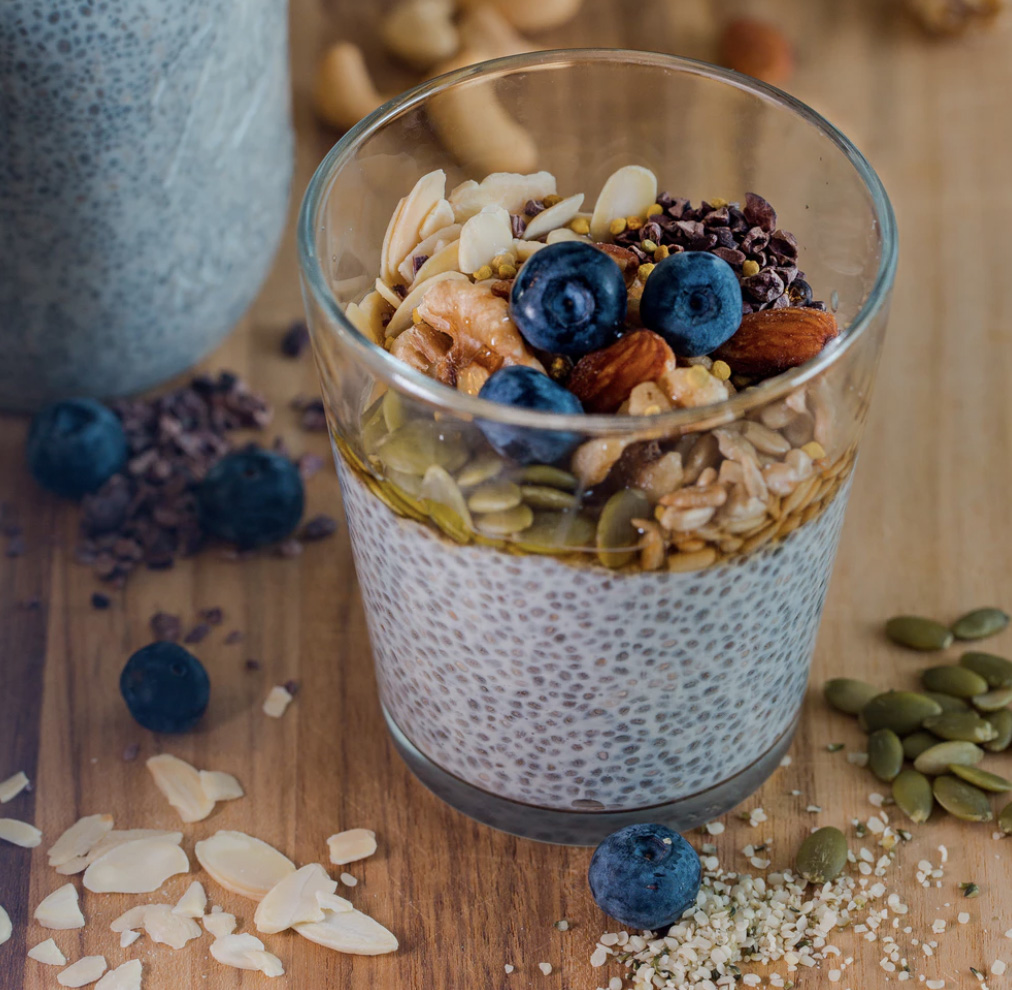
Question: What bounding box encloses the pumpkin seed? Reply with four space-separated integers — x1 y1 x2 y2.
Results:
519 485 579 511
983 709 1012 753
361 397 389 454
456 454 504 488
885 615 954 651
913 740 984 775
513 512 596 554
861 692 943 736
960 882 980 898
425 502 472 543
923 692 970 714
475 504 534 537
948 764 1012 792
971 686 1012 712
596 489 651 569
516 465 578 491
932 775 993 822
921 666 989 699
892 769 934 824
999 801 1012 835
951 607 1010 641
867 729 904 782
902 731 939 761
467 481 522 514
824 678 879 716
382 390 408 432
795 827 848 883
421 465 472 522
921 712 998 743
387 469 424 498
377 421 470 476
960 651 1012 689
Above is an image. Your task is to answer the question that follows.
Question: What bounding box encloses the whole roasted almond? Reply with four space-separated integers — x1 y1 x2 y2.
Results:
719 18 794 86
713 308 839 378
567 330 673 413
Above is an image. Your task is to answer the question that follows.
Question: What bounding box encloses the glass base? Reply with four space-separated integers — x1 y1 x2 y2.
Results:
384 705 798 846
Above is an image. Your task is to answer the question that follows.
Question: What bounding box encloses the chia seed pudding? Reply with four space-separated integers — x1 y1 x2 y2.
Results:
0 0 293 410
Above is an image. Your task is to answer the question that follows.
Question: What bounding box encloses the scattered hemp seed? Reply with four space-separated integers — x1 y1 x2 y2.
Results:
554 920 570 932
961 882 981 898
538 962 553 975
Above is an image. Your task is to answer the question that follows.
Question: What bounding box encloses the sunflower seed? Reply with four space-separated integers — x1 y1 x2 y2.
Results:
795 827 848 883
913 740 984 775
960 651 1012 689
902 731 939 761
983 709 1012 752
951 607 1010 641
948 764 1012 792
892 769 934 824
971 686 1012 712
885 615 954 651
861 692 943 736
475 504 534 537
466 481 523 514
596 489 651 569
519 485 579 511
922 712 998 743
932 775 993 822
824 678 879 716
921 666 989 699
923 691 970 713
868 729 904 782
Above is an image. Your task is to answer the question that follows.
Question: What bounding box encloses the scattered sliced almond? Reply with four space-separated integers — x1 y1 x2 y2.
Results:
58 829 183 876
458 205 513 274
198 771 244 804
589 165 658 241
204 911 237 939
146 754 215 824
316 891 355 914
397 222 462 284
95 960 143 990
57 955 107 988
546 226 585 245
448 171 557 221
410 238 463 287
262 685 294 719
48 814 114 867
83 838 190 894
210 933 284 977
513 238 547 261
0 771 30 803
374 275 403 310
172 880 207 918
381 169 447 286
295 907 399 956
326 829 377 866
195 831 295 901
119 930 140 949
35 884 86 930
0 903 11 946
386 270 468 337
110 905 157 934
522 193 585 240
28 937 67 965
0 817 41 848
254 864 340 935
142 904 202 949
418 199 456 241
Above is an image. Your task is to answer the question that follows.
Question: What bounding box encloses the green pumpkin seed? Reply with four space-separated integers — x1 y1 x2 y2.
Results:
984 709 1012 753
520 485 580 511
892 769 934 824
932 775 993 822
361 396 389 454
824 678 880 716
971 686 1012 712
868 729 904 782
513 512 596 554
913 740 984 775
456 454 504 488
421 465 472 524
951 607 1010 641
999 801 1012 835
516 465 578 491
596 489 651 569
861 692 943 736
475 504 534 537
902 731 940 761
924 692 970 714
960 651 1012 689
795 827 848 883
425 502 472 543
467 481 523 514
948 764 1012 792
922 712 998 743
387 469 424 498
921 666 989 699
885 615 954 651
382 389 408 432
377 421 470 476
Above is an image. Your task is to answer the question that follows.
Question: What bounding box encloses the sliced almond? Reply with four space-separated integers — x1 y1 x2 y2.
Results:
0 771 30 804
522 193 585 240
294 906 399 956
254 863 338 935
172 880 207 918
373 276 403 310
513 238 547 261
83 838 190 894
410 238 462 287
0 904 11 945
204 911 237 939
418 199 456 241
448 171 558 221
199 771 244 804
147 754 214 824
315 891 355 914
28 937 67 965
262 685 294 719
119 930 141 949
142 904 202 949
0 817 42 847
110 905 159 934
57 955 107 987
95 960 143 990
590 165 658 241
58 829 184 876
546 226 586 245
326 828 377 866
48 814 114 867
458 206 513 274
387 270 468 337
397 222 463 283
194 831 295 901
345 290 392 346
381 169 447 286
210 933 284 977
34 884 85 930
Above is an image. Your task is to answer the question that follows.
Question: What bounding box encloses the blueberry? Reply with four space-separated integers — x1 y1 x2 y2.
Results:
477 366 583 466
510 242 627 357
198 446 304 548
26 399 127 498
588 823 702 931
640 251 743 356
120 642 210 734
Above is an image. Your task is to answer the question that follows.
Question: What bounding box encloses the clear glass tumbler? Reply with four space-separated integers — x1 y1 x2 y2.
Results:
298 50 897 845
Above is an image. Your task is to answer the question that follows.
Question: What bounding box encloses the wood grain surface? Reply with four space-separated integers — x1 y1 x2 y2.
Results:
3 1 1012 988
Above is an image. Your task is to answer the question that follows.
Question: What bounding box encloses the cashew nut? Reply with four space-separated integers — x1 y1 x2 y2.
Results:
313 43 386 131
381 0 460 71
457 2 535 58
463 0 584 33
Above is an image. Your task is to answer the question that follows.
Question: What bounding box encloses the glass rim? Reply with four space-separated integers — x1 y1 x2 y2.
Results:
298 48 898 436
